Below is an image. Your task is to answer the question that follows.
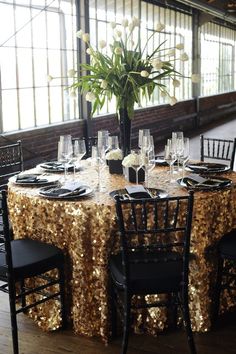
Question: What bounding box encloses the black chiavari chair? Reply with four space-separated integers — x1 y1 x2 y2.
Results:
109 191 196 354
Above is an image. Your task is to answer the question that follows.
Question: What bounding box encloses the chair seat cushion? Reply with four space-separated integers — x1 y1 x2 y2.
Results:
110 251 183 294
219 229 236 260
0 238 64 280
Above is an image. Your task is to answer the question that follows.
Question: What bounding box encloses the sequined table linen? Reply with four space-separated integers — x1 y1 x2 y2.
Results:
7 166 236 342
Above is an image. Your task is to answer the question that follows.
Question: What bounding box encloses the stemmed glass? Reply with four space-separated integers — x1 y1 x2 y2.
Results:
57 135 73 181
90 145 106 191
172 131 184 172
164 139 177 182
71 139 86 178
138 129 150 149
142 148 156 188
97 130 109 152
130 149 143 185
179 138 190 178
107 136 119 151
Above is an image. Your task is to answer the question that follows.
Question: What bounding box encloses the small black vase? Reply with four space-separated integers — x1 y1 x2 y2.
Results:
127 167 145 183
108 160 123 175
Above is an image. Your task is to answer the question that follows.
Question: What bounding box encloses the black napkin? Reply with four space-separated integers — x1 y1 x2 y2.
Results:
187 162 227 172
125 185 152 199
40 186 86 197
40 162 74 172
16 174 48 184
183 174 229 187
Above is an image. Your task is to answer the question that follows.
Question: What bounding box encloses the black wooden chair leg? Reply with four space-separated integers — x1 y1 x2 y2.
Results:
121 294 131 354
182 292 196 354
20 280 26 313
8 283 19 354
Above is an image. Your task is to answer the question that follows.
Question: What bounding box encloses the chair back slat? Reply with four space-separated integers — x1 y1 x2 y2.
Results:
0 141 23 189
115 193 194 284
200 135 236 170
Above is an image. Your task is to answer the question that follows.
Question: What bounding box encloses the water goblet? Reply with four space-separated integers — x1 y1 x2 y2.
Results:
57 135 73 181
179 138 190 178
172 131 184 171
97 130 109 152
71 139 86 178
107 135 119 151
91 145 106 191
164 139 177 182
138 129 150 149
141 148 156 188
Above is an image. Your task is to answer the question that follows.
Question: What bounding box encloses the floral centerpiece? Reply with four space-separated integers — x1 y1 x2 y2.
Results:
70 17 198 156
122 151 145 183
105 148 123 174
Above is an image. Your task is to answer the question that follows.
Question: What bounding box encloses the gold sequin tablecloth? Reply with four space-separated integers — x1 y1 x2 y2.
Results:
7 165 236 342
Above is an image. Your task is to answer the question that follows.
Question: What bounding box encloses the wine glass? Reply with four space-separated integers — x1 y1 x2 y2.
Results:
142 148 156 188
172 131 184 172
97 130 109 152
90 145 106 191
71 139 86 177
130 149 143 185
57 135 73 181
164 139 177 182
138 129 150 149
179 138 190 178
107 136 119 151
142 135 154 154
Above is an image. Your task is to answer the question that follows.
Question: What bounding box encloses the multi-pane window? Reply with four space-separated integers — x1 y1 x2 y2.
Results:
88 0 192 116
1 0 236 134
200 22 235 96
0 0 78 133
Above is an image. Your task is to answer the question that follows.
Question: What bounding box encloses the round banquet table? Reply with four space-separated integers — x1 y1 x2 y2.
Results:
7 162 236 343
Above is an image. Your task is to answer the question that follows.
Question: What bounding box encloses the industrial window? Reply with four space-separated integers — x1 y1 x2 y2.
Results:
88 0 192 117
0 0 78 133
200 22 235 96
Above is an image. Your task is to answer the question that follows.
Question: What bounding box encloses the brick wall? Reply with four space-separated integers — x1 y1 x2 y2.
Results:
1 92 236 168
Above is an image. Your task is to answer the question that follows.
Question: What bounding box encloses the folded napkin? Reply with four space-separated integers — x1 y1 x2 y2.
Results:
40 181 86 197
16 174 48 184
40 162 74 172
183 174 229 187
125 185 152 199
187 162 227 171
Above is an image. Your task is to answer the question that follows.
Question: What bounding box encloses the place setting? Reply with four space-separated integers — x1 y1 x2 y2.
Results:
38 180 93 200
176 173 232 191
185 161 230 174
39 135 86 175
9 173 59 187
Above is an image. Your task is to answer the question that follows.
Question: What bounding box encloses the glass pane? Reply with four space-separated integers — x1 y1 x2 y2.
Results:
35 88 50 126
47 11 61 49
49 86 63 123
32 9 47 48
15 6 32 47
2 90 19 132
0 47 17 89
17 48 33 88
19 89 34 129
33 49 48 87
0 4 15 47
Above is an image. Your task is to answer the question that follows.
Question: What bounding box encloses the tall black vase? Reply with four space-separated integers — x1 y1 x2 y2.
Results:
119 107 131 157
